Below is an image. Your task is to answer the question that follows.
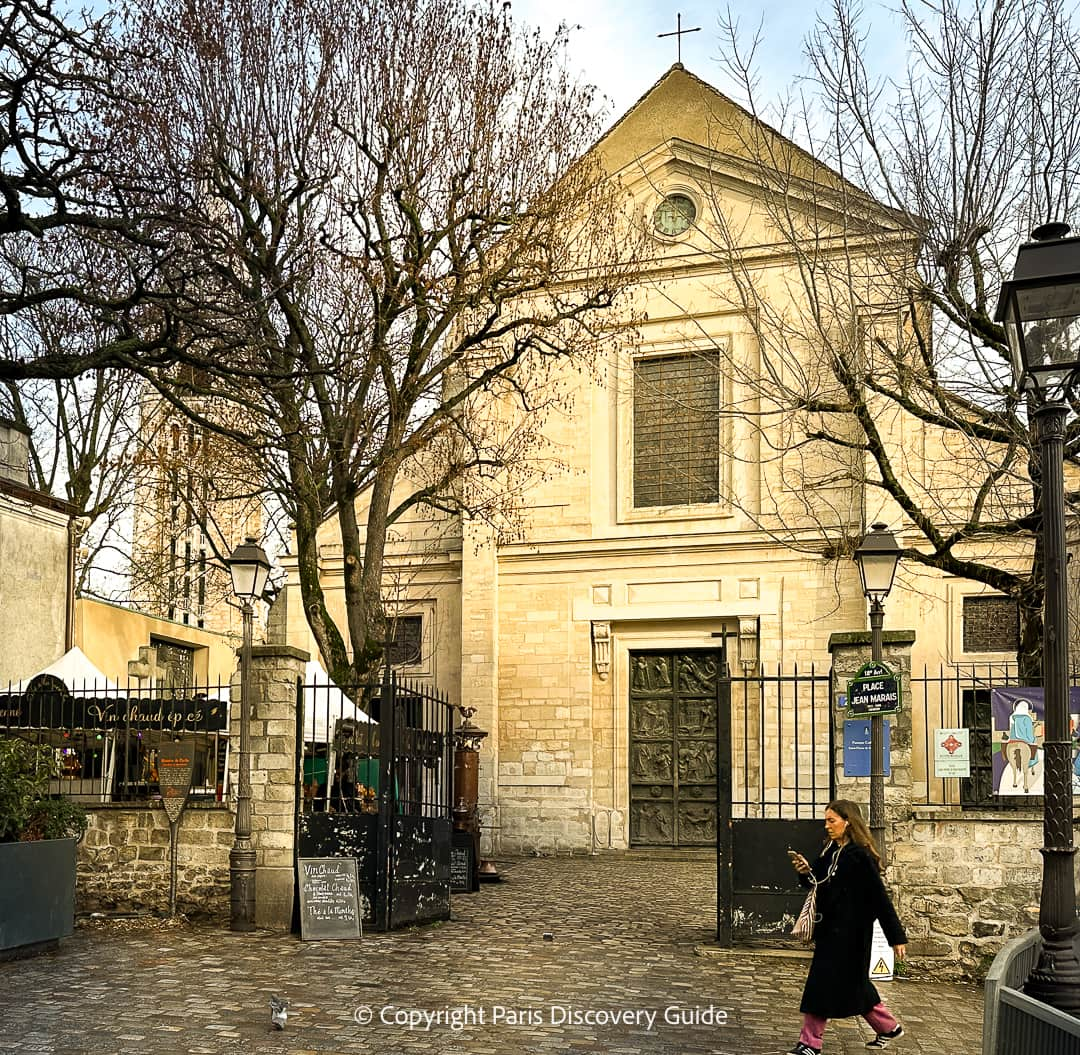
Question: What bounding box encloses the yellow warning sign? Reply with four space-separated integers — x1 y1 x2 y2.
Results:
872 958 892 977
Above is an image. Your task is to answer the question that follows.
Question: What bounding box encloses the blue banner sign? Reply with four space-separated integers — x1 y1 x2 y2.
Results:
843 719 891 777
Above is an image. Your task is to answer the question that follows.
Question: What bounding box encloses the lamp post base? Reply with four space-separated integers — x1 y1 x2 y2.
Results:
230 846 257 932
1024 924 1080 1016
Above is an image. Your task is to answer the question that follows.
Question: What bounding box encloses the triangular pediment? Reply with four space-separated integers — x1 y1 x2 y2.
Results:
592 65 752 172
590 64 904 232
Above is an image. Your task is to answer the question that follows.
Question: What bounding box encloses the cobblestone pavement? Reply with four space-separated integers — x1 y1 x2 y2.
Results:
0 854 982 1055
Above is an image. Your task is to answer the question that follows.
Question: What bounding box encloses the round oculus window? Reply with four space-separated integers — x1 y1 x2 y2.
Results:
652 193 697 236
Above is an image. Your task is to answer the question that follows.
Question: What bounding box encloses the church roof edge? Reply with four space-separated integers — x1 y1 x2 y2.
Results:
589 63 905 225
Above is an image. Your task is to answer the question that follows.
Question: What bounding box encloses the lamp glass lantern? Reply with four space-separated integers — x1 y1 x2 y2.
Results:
853 523 900 601
994 227 1080 395
227 536 271 600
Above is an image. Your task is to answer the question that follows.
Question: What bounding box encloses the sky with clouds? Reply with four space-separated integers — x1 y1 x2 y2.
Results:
510 1 904 131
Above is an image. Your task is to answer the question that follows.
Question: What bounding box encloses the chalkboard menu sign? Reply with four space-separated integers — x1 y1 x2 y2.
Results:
298 858 362 941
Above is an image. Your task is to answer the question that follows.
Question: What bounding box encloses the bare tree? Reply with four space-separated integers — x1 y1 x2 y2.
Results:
0 0 270 384
117 0 642 688
0 1 175 380
0 236 143 596
0 226 265 613
0 0 124 240
686 0 1080 678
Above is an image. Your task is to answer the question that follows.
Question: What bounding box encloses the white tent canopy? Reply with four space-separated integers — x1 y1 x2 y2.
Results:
302 660 373 743
9 646 120 693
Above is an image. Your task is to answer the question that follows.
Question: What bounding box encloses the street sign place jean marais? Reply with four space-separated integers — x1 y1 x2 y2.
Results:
846 661 901 717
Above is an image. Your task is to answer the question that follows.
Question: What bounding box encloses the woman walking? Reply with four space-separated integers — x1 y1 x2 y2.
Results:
787 799 907 1053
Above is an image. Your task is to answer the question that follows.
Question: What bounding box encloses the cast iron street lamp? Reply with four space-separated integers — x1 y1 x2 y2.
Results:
853 522 901 861
995 222 1080 1015
226 535 271 931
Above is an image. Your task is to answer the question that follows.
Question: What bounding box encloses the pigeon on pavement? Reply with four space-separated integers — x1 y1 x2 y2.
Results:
269 995 289 1030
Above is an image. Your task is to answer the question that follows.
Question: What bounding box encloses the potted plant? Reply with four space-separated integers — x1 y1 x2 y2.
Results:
0 737 88 956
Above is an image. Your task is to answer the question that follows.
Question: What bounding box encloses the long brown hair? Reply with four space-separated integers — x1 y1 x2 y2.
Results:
826 798 884 872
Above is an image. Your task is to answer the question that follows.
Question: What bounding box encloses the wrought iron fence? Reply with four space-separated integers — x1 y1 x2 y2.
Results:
910 664 1080 809
724 660 1080 817
299 671 454 820
25 658 1064 819
0 665 455 819
0 677 231 804
727 664 834 819
297 670 455 931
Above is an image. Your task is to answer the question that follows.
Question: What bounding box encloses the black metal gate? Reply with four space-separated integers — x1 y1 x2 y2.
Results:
295 669 454 931
716 664 834 945
629 649 725 847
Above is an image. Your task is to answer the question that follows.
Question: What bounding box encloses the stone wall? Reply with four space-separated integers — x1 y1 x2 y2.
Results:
77 804 231 917
239 644 307 928
74 644 307 926
492 577 594 856
890 808 1047 978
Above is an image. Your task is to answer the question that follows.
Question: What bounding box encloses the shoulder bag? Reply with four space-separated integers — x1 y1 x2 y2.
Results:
791 844 843 943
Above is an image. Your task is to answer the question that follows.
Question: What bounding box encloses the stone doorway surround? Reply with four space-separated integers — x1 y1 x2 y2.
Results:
602 623 732 849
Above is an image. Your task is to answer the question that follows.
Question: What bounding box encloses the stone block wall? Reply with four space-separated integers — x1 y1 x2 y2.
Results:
74 644 308 926
888 809 1049 978
77 804 232 917
231 644 306 929
491 578 595 854
461 521 500 844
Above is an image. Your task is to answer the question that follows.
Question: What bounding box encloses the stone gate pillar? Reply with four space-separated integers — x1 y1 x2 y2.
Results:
230 643 308 929
827 630 916 850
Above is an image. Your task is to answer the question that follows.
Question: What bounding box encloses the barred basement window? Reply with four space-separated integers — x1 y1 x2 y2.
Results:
962 596 1019 653
960 687 1026 811
633 351 720 508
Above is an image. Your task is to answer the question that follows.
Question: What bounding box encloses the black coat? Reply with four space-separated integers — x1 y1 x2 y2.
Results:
798 841 907 1019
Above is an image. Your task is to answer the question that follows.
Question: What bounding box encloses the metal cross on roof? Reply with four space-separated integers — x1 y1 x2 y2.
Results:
658 12 701 64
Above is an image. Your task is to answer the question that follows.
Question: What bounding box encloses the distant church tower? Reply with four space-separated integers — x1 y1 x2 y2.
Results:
130 389 264 635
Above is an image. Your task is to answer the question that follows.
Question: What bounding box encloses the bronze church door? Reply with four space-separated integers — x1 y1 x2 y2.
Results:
629 649 723 847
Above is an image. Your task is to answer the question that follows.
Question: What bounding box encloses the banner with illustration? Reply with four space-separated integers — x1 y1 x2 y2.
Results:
990 687 1080 796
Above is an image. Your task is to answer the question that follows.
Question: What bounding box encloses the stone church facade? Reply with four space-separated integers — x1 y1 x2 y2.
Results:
278 65 1035 861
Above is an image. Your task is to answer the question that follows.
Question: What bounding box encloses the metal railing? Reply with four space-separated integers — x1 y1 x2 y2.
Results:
0 679 231 804
983 929 1080 1055
299 672 454 820
727 664 834 819
909 664 1080 809
0 667 454 817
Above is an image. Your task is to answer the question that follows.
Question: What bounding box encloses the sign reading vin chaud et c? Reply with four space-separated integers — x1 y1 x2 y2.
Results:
847 661 901 717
